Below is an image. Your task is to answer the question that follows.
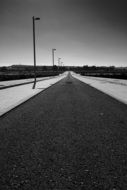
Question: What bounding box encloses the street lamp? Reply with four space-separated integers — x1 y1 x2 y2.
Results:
52 48 56 67
32 16 40 89
58 58 61 70
61 62 63 67
58 58 61 66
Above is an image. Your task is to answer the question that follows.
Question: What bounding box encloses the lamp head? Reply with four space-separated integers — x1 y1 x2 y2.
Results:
35 17 40 20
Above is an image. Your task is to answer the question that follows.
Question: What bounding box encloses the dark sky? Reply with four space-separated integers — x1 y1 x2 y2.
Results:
1 0 127 66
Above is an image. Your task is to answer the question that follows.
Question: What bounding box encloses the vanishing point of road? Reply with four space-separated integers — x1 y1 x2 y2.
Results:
0 73 127 189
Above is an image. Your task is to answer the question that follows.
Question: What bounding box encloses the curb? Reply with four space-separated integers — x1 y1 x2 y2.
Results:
0 76 59 90
0 76 66 118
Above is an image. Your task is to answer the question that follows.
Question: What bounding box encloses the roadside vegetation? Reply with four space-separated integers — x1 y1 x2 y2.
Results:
0 65 66 81
71 65 127 80
0 64 127 81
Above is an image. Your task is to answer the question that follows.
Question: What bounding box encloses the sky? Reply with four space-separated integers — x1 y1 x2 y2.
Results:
1 0 127 67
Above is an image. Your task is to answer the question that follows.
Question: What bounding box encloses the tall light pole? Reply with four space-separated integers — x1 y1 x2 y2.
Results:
58 58 61 70
58 58 61 66
32 16 40 89
52 48 56 67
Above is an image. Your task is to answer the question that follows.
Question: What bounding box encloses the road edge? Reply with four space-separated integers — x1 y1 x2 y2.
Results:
0 76 66 118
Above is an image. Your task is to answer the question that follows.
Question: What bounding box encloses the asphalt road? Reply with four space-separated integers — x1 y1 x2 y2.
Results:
0 73 127 190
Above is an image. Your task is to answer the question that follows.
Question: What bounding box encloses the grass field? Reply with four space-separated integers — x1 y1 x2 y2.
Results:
76 71 127 80
0 70 63 81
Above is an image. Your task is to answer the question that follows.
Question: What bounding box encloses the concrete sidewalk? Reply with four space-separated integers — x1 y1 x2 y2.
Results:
72 72 127 105
0 75 61 90
0 72 67 116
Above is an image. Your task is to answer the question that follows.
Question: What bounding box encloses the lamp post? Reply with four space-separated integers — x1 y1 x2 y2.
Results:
52 48 56 67
58 58 61 66
32 16 40 89
58 58 61 70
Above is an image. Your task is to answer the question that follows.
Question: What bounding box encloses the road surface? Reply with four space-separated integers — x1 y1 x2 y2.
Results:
0 73 127 189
